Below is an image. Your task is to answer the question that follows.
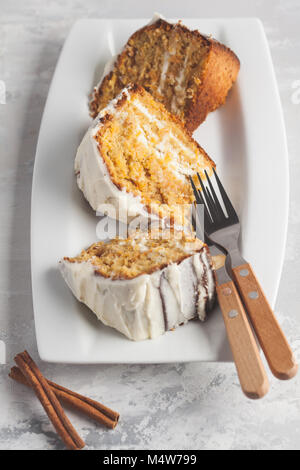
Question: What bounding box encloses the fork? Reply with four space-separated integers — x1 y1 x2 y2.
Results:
191 183 269 399
191 169 298 382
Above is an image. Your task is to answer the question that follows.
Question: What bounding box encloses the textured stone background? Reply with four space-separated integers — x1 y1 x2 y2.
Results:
0 0 299 450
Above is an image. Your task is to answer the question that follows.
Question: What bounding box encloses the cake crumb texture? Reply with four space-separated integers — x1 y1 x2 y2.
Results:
63 230 205 280
90 19 240 131
93 84 215 225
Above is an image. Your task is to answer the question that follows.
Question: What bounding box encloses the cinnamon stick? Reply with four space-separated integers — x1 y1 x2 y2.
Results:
9 366 119 429
14 351 85 450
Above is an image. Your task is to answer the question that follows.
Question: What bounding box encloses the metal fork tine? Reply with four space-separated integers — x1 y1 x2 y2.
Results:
205 186 216 211
189 176 201 204
197 172 208 199
193 199 212 243
213 168 238 221
205 186 217 218
189 169 241 241
205 186 213 204
204 170 226 219
197 172 218 222
197 188 213 224
189 176 212 226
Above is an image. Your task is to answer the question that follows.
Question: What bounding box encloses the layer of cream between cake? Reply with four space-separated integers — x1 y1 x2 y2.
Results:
76 85 203 227
75 87 150 222
59 249 215 341
92 13 199 123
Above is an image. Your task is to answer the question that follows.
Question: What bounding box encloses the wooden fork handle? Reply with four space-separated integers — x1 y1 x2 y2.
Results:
216 280 269 399
232 263 298 380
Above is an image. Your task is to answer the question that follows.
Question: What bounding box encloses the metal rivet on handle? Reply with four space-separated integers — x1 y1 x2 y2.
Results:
222 287 232 296
249 291 259 299
239 268 249 277
228 309 238 319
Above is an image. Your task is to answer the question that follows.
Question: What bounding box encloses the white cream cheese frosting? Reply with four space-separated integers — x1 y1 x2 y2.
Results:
75 86 152 222
59 247 215 341
76 84 199 230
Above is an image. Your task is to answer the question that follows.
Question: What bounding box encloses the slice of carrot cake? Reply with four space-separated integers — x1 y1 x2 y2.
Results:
90 15 240 132
76 84 215 228
59 230 215 341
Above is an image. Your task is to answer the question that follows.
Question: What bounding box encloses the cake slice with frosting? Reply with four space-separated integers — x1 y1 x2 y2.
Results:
76 84 215 228
90 16 240 132
59 231 215 341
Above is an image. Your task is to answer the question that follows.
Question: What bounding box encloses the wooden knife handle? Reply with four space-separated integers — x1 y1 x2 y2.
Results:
216 280 269 399
232 263 298 380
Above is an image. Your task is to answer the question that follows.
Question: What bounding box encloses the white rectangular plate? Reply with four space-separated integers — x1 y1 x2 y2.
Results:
31 18 288 363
